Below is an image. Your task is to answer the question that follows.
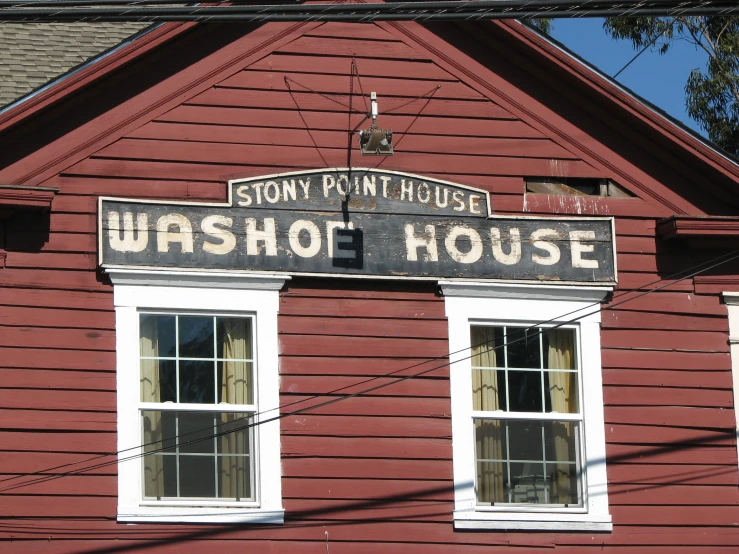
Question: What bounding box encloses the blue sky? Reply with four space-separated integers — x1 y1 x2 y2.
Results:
550 18 709 136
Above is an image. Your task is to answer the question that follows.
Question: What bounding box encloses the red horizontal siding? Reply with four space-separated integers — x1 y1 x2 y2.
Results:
0 18 736 553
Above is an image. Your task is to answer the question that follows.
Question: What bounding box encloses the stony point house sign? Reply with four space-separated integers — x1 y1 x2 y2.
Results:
99 168 617 284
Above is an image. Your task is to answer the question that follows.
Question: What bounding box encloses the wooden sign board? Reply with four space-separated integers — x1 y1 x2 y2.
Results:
99 169 617 285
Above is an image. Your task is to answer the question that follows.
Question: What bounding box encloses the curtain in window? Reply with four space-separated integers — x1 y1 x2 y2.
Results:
220 319 251 499
547 329 576 504
140 318 164 498
471 327 504 504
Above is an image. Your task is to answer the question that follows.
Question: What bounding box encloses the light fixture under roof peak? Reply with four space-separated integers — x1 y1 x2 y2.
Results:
358 92 393 156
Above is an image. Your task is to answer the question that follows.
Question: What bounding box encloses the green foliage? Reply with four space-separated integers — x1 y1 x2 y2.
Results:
605 16 739 157
526 18 553 34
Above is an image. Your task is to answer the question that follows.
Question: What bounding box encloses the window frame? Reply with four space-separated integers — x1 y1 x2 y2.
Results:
110 269 286 524
441 281 612 531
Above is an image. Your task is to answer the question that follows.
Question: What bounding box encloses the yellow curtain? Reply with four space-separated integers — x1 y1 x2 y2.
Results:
140 317 164 498
220 319 251 499
471 327 504 504
547 329 576 505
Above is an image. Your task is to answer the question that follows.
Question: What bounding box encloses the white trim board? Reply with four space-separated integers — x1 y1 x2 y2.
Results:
442 282 612 532
113 270 286 524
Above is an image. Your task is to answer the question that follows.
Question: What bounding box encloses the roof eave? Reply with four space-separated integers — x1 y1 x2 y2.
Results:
0 21 194 135
502 19 739 183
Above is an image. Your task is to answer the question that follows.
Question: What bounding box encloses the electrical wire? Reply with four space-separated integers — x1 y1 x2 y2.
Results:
2 247 738 495
0 1 737 23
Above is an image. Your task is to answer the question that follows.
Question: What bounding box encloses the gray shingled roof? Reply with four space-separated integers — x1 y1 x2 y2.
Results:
0 22 150 109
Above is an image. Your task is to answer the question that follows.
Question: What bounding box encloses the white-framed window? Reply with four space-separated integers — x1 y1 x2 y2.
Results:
442 282 612 531
109 269 286 523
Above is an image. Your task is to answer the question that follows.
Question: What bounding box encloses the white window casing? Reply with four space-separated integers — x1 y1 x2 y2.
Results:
110 269 286 524
720 292 739 476
441 282 613 532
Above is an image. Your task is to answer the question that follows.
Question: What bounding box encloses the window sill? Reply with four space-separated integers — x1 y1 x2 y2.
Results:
118 506 285 524
453 510 612 532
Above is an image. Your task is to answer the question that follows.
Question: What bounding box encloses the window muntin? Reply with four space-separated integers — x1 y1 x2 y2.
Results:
139 313 256 502
471 325 583 508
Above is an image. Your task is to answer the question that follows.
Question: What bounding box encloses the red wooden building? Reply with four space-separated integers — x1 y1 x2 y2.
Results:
0 17 738 553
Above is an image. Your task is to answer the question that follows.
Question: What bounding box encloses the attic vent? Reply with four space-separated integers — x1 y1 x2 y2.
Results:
525 177 633 198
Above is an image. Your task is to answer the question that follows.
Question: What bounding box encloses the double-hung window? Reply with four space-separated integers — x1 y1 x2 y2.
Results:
139 313 255 502
111 269 286 523
471 324 582 508
443 282 612 531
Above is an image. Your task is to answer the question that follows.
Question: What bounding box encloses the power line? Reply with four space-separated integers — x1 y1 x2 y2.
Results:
2 247 738 494
0 1 738 23
613 25 671 79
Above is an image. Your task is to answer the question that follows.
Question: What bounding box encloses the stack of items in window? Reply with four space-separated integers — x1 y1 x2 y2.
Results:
471 325 581 507
139 314 255 501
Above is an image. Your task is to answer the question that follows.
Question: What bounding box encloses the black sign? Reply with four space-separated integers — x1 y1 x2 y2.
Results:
99 169 617 284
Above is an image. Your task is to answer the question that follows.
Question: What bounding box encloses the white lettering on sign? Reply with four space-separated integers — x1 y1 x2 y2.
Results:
435 186 449 209
531 229 561 266
289 220 322 258
282 180 297 202
326 221 355 258
104 209 609 281
323 174 336 197
400 180 413 202
245 217 277 256
252 182 265 205
235 173 489 216
417 183 430 204
336 174 350 196
236 185 252 206
451 191 466 212
108 212 148 253
363 175 376 196
202 215 236 255
490 228 521 265
381 176 392 198
405 224 439 262
298 178 311 199
445 226 483 264
570 230 599 269
157 214 193 253
264 181 280 203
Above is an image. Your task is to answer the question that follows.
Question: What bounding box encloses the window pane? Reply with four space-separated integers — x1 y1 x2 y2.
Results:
219 413 253 500
544 421 579 464
476 462 506 504
179 412 217 454
140 359 176 403
507 420 544 461
544 329 577 370
140 314 175 358
219 453 251 500
546 462 580 506
472 369 505 411
507 370 543 412
218 318 252 359
142 410 176 454
218 361 253 404
180 455 216 498
509 461 549 504
506 327 541 369
470 326 503 368
179 316 214 359
141 411 253 501
474 418 582 506
546 371 579 413
180 360 215 403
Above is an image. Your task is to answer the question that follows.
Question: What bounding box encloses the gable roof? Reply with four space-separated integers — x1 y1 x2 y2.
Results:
0 18 738 218
0 22 150 109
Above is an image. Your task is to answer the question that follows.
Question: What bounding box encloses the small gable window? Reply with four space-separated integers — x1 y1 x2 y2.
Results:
526 178 633 198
